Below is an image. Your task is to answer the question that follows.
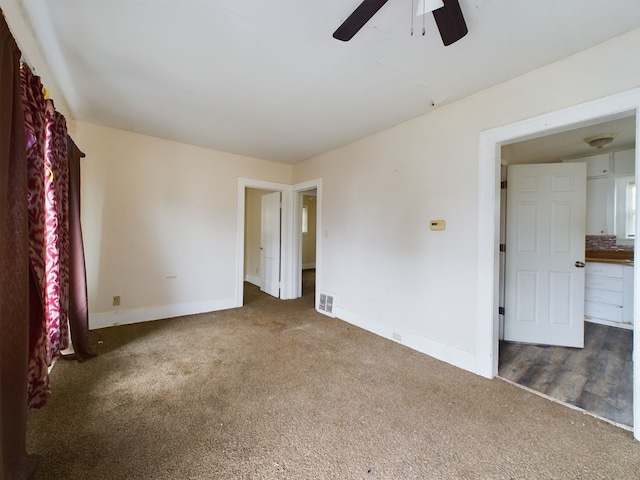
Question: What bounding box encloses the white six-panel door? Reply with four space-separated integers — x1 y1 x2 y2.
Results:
260 191 281 298
504 162 587 347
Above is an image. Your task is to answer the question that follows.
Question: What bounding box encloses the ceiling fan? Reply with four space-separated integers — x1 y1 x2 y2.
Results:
333 0 468 46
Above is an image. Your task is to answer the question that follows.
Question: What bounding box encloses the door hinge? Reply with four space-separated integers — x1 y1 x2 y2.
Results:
499 243 506 252
498 306 505 315
500 180 507 189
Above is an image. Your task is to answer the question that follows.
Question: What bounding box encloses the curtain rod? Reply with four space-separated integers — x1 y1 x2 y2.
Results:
19 55 35 73
19 57 53 99
20 54 85 157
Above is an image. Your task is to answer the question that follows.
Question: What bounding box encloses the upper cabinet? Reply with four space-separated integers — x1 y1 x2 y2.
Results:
614 149 635 175
586 177 609 235
583 153 611 178
564 149 635 238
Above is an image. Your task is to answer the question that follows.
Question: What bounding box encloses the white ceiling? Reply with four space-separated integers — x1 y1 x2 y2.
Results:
507 114 637 165
8 0 640 163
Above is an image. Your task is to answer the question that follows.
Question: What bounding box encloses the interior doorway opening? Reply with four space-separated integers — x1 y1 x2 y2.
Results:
496 114 636 428
236 178 292 308
300 189 318 301
236 177 322 309
477 89 640 439
292 179 323 311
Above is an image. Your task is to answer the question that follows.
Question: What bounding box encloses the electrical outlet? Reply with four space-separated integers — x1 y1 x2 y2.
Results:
112 295 121 307
392 332 401 342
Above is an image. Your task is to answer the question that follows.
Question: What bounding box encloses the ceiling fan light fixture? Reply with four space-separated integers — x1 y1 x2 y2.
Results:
416 0 444 16
584 133 617 149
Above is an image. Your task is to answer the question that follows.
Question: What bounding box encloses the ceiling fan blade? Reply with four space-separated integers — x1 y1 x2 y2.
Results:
333 0 390 41
432 0 468 46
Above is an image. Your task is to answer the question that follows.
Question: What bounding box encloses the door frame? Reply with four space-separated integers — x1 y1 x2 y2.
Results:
292 179 323 309
476 88 640 439
236 178 292 307
236 177 323 307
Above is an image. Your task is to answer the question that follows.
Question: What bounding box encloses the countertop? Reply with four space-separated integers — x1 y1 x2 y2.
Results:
585 249 634 266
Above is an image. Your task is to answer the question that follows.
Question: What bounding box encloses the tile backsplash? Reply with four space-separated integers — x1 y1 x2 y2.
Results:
586 235 634 251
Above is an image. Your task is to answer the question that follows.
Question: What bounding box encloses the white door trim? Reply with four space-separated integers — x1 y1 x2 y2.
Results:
476 88 640 439
236 178 293 307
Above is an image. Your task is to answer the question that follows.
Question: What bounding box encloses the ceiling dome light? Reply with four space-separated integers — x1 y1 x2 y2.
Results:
584 133 617 149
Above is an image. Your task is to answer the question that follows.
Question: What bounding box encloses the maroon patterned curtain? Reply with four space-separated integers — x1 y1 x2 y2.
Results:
43 102 70 361
0 8 37 479
21 64 71 408
2 7 90 475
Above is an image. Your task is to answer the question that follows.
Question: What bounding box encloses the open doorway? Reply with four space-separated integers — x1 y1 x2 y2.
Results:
497 115 636 427
236 177 322 309
476 88 640 439
301 189 317 300
292 179 323 311
236 178 292 308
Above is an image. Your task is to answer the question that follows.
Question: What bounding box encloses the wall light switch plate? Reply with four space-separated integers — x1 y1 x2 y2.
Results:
429 220 445 231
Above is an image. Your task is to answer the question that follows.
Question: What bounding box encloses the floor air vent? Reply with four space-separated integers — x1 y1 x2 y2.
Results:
318 292 335 317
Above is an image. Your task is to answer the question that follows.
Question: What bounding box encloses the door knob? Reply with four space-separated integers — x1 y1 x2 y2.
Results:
574 261 585 268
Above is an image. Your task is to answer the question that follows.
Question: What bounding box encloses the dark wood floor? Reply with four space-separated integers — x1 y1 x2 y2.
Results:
498 322 633 427
302 268 315 297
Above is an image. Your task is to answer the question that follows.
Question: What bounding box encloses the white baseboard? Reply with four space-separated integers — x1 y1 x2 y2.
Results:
89 297 237 330
585 316 633 330
336 307 478 375
245 274 261 287
302 263 316 270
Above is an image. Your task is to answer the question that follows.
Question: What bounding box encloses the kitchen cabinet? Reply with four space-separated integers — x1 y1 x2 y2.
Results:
584 262 633 328
586 177 609 235
564 152 609 178
582 153 611 178
565 149 635 236
565 153 612 234
613 149 635 175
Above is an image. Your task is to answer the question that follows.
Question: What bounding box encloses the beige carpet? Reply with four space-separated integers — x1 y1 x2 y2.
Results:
27 280 640 479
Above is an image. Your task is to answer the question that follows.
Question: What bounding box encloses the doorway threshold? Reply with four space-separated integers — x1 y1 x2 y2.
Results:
497 376 632 432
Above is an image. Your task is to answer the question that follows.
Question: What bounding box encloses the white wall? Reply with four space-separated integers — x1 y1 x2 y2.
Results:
292 27 640 373
74 121 292 328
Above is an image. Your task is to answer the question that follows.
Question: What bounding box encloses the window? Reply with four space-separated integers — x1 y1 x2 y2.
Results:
302 205 308 235
615 175 636 241
625 181 636 238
